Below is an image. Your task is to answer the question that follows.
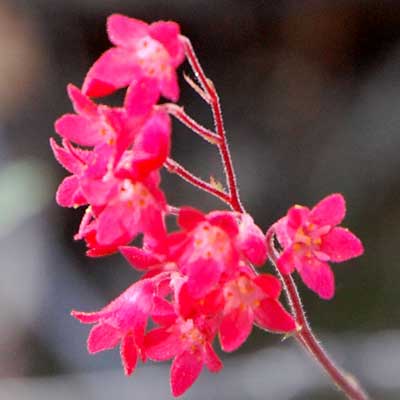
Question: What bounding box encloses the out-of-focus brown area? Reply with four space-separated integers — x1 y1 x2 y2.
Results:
1 1 399 399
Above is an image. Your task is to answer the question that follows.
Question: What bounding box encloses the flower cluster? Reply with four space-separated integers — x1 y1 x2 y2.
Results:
52 14 365 398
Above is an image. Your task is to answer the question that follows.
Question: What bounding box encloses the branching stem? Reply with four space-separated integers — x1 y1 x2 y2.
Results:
178 35 369 400
164 158 231 205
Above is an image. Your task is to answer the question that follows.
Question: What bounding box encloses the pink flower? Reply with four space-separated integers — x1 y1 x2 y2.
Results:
55 77 168 170
275 194 364 299
75 172 167 257
170 207 268 298
220 271 295 352
82 14 185 101
145 291 222 397
71 278 157 375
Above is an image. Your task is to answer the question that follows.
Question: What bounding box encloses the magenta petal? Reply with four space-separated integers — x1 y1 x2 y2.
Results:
219 307 253 352
82 48 140 97
208 211 239 237
309 193 346 227
178 207 205 231
159 68 180 102
87 323 121 353
254 274 281 299
149 21 184 67
170 351 203 397
71 310 101 324
124 76 159 116
273 218 292 250
287 205 310 235
277 247 296 275
145 328 181 361
120 334 138 375
55 114 101 146
185 257 221 299
298 258 335 300
321 227 364 262
132 111 171 177
204 343 223 373
67 84 98 116
56 175 85 207
254 299 295 333
107 14 148 47
50 138 86 175
238 214 267 266
120 246 160 270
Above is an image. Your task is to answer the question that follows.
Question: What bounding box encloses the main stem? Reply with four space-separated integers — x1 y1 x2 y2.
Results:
266 228 370 400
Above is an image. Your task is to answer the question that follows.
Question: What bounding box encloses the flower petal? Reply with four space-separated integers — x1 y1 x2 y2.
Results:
56 175 86 208
204 343 223 373
82 48 141 97
208 211 239 237
131 111 171 178
170 351 203 397
219 306 253 352
50 138 87 175
321 227 364 262
119 245 161 270
178 207 205 231
277 247 296 275
184 257 221 299
55 114 101 146
145 328 181 361
286 205 310 237
67 84 98 116
107 14 148 47
254 298 295 333
237 214 267 266
297 258 335 300
309 193 345 227
124 75 159 116
254 274 281 299
149 21 185 67
120 334 138 375
87 323 121 353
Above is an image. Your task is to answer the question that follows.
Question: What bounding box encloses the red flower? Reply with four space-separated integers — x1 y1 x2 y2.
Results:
220 270 295 352
275 194 364 299
71 278 157 375
144 282 223 398
82 14 185 100
171 207 268 298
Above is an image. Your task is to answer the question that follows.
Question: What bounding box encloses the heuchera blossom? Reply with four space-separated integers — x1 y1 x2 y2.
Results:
220 269 295 352
145 278 223 397
274 194 364 299
72 278 158 375
82 14 185 100
51 76 171 255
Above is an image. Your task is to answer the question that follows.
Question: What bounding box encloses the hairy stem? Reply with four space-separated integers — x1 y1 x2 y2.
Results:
182 36 244 213
161 103 221 145
164 157 231 205
266 228 370 400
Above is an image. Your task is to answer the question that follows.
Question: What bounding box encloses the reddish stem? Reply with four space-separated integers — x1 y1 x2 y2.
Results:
161 103 221 145
182 36 244 213
165 157 231 205
266 228 370 400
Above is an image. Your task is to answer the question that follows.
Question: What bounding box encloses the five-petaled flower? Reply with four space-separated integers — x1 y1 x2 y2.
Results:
82 14 185 100
274 193 364 299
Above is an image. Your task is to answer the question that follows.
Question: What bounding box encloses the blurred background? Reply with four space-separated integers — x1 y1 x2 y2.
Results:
0 1 399 399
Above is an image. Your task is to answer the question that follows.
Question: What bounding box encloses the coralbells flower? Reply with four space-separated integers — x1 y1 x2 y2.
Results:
274 194 364 299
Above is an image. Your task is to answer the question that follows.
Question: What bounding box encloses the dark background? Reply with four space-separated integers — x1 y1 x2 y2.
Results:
0 1 399 399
